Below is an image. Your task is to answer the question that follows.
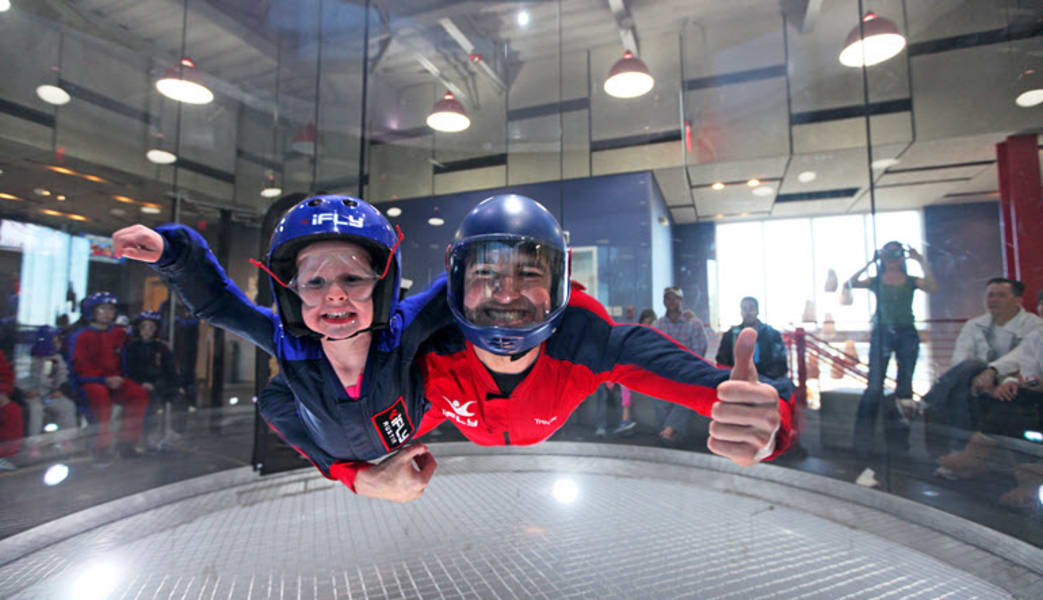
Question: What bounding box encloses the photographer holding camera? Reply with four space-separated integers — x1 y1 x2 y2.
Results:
847 241 938 486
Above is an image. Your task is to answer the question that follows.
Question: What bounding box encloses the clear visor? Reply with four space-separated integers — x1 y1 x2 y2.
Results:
288 250 380 307
451 240 565 330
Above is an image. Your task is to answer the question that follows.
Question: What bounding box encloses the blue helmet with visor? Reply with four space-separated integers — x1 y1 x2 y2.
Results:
261 195 402 339
446 194 570 355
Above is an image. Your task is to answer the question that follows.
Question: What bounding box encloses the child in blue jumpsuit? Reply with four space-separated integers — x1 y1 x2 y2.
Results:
113 196 451 493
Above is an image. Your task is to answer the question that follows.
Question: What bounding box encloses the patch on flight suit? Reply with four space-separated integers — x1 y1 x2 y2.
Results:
371 397 414 452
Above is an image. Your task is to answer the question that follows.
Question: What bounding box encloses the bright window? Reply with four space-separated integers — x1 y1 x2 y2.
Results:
714 211 926 332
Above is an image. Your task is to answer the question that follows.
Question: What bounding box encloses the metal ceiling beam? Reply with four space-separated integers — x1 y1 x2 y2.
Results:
606 0 639 55
437 17 507 92
780 0 824 34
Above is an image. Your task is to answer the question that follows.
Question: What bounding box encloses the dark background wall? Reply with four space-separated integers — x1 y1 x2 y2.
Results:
671 222 715 324
923 202 1003 320
388 172 660 314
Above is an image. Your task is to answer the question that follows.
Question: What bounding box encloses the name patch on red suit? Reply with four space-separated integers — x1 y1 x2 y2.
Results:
372 397 414 452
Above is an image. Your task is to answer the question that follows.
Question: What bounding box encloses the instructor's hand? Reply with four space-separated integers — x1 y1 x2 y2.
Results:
354 444 438 503
113 224 165 263
709 328 781 466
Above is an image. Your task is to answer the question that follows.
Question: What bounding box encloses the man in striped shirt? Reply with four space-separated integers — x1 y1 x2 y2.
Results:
652 286 709 444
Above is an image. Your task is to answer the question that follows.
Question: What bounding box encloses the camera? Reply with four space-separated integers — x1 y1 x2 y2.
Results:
880 246 905 260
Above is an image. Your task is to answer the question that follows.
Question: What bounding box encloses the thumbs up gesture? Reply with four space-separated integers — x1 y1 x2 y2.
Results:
708 328 781 466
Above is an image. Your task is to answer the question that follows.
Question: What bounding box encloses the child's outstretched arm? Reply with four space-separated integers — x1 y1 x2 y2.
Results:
114 224 278 357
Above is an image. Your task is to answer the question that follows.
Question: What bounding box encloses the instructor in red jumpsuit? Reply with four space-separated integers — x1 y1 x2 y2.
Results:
351 195 795 502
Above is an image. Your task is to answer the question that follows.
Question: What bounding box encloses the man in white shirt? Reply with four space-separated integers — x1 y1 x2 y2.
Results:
954 278 1043 386
923 278 1041 457
937 327 1043 479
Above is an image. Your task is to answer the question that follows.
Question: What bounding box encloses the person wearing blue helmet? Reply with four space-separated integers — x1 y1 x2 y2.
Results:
113 195 449 497
68 292 151 461
125 311 183 447
23 325 78 454
327 194 797 501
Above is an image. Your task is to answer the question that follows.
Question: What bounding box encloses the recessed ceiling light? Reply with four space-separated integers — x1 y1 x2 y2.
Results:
797 171 817 183
428 217 445 226
67 213 88 222
110 208 127 216
41 209 62 217
146 149 178 164
871 158 900 170
746 178 760 187
82 174 106 183
36 84 71 106
386 207 402 217
1015 89 1043 108
56 194 66 201
34 188 51 196
140 205 162 214
752 186 774 197
711 182 725 191
46 165 77 175
0 192 21 201
259 186 282 198
113 195 135 204
714 213 725 219
740 212 750 217
517 10 530 27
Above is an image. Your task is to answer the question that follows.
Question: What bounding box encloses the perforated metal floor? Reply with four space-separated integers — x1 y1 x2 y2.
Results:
0 446 1032 599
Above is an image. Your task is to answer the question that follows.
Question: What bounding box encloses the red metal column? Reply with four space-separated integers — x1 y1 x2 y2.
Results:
995 134 1043 311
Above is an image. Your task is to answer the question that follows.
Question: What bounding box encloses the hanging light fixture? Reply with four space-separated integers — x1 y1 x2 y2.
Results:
1015 68 1043 108
839 12 907 68
37 32 71 106
261 40 285 199
426 92 470 132
604 50 655 98
146 130 177 164
156 57 214 104
146 149 177 164
260 171 282 198
291 121 317 155
37 85 70 106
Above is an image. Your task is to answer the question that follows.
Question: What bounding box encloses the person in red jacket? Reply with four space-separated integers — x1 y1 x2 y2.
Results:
344 195 794 502
0 349 22 470
69 292 150 462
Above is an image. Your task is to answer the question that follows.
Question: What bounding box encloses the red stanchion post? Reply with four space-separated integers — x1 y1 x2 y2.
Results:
795 327 808 408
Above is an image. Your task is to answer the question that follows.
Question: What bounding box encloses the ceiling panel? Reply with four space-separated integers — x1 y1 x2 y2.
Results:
670 206 697 224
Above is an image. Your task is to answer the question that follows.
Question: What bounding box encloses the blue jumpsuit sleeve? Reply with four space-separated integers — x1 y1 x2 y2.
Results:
151 224 278 357
258 373 338 477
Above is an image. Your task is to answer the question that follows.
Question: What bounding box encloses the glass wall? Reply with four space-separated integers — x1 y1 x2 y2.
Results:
0 0 1041 590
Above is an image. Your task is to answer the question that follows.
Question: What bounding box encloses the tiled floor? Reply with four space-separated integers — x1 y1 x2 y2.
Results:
0 452 1024 599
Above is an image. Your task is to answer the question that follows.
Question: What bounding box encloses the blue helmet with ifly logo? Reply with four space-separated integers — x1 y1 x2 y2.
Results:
446 194 570 355
80 292 118 318
260 194 402 339
133 311 164 329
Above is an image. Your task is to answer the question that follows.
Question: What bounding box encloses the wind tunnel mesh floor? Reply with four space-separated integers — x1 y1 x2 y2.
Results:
0 468 1012 599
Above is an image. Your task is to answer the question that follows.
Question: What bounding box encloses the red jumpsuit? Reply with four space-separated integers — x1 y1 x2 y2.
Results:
70 326 149 450
412 285 795 455
0 350 22 458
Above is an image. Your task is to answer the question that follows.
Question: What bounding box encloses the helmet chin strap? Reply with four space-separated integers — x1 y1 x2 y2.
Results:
322 322 385 343
509 346 538 361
